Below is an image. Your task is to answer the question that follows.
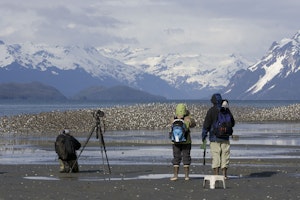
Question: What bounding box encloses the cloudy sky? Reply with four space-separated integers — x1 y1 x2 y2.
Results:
0 0 299 60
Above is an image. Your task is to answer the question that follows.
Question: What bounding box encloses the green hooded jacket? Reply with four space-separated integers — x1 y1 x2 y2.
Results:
172 103 195 144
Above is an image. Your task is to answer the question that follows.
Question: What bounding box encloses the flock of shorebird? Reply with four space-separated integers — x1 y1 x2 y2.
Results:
0 103 299 136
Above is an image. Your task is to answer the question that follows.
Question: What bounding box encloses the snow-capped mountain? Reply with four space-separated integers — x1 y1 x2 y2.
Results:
98 48 251 98
0 41 140 83
222 31 300 100
0 41 176 98
0 39 251 99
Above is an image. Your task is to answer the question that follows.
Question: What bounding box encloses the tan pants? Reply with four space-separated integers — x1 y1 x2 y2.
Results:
210 141 230 169
59 159 79 173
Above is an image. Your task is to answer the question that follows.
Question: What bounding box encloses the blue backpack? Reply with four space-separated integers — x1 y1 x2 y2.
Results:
213 109 233 138
171 119 187 143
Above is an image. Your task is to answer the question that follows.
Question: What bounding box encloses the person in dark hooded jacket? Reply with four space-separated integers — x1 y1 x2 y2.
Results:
202 93 235 179
55 129 81 173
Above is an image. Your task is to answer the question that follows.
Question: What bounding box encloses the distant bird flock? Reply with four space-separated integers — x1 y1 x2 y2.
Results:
0 103 300 136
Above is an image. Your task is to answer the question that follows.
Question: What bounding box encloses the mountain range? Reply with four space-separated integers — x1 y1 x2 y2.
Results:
0 82 66 101
222 30 300 100
0 30 299 100
0 82 165 102
0 39 251 100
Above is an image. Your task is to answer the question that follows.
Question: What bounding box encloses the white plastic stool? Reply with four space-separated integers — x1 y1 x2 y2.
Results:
203 175 226 189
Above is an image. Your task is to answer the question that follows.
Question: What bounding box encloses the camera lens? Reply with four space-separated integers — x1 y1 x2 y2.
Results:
94 110 104 118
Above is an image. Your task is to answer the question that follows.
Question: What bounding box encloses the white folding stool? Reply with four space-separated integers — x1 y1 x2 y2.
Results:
203 175 226 189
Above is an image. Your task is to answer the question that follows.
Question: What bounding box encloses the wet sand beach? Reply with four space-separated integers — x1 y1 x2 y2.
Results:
1 132 300 200
0 158 300 200
1 103 300 199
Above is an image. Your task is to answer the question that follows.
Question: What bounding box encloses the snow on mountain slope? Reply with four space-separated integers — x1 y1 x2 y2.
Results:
222 30 300 100
98 47 252 91
0 39 252 99
246 56 284 94
0 41 139 84
247 31 300 95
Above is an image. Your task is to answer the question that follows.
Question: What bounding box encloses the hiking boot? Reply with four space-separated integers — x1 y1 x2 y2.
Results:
70 160 79 173
58 159 66 172
184 165 190 181
170 165 179 181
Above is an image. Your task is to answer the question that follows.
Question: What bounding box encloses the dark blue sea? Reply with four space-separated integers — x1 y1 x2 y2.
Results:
1 100 300 117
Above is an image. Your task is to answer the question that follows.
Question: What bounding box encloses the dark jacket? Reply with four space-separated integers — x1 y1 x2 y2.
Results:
202 94 235 142
55 133 81 160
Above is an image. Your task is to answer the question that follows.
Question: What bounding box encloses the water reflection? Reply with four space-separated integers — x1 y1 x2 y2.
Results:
0 123 300 165
24 174 240 181
232 123 300 146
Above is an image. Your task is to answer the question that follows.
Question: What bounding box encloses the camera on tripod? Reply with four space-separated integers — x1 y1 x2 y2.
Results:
70 109 111 174
93 110 105 119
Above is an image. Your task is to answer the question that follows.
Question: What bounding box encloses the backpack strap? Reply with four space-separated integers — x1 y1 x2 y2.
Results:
173 118 185 123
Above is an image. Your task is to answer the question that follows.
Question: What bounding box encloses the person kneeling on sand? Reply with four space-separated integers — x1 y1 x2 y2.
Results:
55 129 81 173
169 103 196 181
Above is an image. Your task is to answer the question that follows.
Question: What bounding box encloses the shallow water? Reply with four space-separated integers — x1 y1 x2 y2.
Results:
23 174 240 181
0 123 300 166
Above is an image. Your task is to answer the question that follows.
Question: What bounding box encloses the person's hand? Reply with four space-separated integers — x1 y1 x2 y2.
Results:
200 139 206 149
202 136 206 143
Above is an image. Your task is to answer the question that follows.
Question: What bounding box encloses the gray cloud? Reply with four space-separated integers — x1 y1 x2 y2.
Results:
0 0 299 60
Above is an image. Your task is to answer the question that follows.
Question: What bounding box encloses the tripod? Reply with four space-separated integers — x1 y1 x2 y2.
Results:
70 110 111 174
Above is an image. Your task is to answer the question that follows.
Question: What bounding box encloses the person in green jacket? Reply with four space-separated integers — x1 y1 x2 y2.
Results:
170 103 196 181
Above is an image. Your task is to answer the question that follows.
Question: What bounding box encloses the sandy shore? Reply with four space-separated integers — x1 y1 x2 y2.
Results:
1 157 300 200
1 103 300 199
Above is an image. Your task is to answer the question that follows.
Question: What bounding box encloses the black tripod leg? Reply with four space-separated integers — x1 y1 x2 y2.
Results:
97 126 106 174
69 125 96 173
101 133 111 174
97 124 111 174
